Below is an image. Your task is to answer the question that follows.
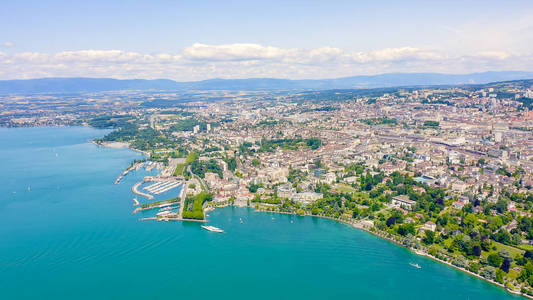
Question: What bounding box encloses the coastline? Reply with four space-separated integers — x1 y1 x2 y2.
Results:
252 208 532 299
90 126 530 298
92 140 151 157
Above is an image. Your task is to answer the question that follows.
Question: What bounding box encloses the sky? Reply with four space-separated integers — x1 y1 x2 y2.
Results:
1 0 533 81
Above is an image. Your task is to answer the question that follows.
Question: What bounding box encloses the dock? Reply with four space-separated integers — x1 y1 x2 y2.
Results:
177 184 187 219
140 217 208 223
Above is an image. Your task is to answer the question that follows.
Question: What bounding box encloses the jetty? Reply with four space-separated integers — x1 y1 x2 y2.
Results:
132 182 154 200
177 185 187 219
140 216 207 222
115 161 145 185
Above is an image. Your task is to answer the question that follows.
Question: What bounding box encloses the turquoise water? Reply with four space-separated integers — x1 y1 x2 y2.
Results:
0 126 521 299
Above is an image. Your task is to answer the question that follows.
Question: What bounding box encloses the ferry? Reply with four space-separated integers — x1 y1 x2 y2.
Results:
409 263 421 269
201 225 224 233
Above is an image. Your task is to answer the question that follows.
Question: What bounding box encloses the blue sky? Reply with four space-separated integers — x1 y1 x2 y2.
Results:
1 0 532 80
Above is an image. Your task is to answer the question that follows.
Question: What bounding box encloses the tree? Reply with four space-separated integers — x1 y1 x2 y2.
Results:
225 157 237 171
397 223 415 236
495 198 508 214
251 158 260 167
422 230 435 245
386 216 396 227
472 245 482 257
481 266 496 279
495 269 504 283
488 253 504 267
511 233 522 245
352 208 360 219
501 258 511 273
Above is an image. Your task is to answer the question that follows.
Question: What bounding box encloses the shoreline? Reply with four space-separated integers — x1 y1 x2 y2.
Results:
86 126 530 298
92 140 151 157
252 208 532 299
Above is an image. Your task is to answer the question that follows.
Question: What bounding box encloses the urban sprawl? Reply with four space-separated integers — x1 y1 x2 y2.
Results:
2 79 533 296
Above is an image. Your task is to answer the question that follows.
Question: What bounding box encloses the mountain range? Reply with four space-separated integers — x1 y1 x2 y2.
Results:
1 71 532 94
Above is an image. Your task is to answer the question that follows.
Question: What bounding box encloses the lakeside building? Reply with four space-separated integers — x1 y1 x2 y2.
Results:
391 195 417 210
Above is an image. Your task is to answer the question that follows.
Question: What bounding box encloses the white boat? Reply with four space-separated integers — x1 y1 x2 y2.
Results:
201 225 224 233
240 218 243 224
409 263 421 269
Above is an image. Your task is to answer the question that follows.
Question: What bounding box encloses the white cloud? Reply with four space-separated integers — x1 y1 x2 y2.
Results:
183 43 294 61
0 43 531 80
475 51 512 60
2 42 14 47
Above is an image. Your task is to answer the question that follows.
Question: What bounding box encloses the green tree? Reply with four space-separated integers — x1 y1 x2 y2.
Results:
251 158 260 167
422 230 435 245
488 253 504 267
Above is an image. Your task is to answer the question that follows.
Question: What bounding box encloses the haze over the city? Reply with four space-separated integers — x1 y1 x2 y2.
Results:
1 0 533 80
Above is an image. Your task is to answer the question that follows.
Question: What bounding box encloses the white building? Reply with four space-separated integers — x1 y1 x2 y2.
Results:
391 195 416 210
291 192 323 205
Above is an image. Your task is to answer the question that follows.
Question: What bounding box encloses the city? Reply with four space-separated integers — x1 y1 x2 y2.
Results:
2 78 532 295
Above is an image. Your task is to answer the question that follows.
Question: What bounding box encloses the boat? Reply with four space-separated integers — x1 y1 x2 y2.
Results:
409 263 421 269
201 225 224 233
240 218 243 224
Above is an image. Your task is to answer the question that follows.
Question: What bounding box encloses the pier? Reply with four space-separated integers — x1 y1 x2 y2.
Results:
140 216 207 222
132 182 154 200
177 184 187 219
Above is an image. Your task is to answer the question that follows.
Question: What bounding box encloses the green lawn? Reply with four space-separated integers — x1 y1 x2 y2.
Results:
333 183 356 193
492 241 524 257
517 244 533 252
173 163 185 176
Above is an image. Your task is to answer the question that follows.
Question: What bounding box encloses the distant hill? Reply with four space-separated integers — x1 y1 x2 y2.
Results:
1 71 532 94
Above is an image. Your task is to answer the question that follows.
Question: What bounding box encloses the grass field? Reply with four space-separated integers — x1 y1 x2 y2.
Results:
173 163 185 176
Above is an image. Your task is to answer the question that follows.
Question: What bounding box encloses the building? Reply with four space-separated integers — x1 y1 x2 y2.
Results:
423 221 437 232
291 192 323 205
391 195 416 210
276 184 295 199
